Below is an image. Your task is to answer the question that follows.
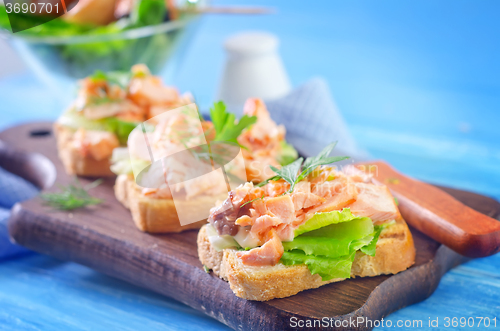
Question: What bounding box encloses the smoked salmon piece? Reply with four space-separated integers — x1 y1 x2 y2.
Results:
265 195 295 224
348 183 400 223
74 129 119 161
291 192 325 210
250 215 283 235
237 230 284 266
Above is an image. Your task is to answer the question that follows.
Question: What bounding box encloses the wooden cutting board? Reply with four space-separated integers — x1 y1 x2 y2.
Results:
2 122 500 331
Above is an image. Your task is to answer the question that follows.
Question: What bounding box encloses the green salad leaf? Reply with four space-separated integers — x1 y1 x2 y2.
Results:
279 209 389 281
103 117 138 144
130 0 166 27
0 0 166 36
277 141 298 166
0 6 94 35
58 109 138 145
359 221 395 256
209 101 257 144
281 250 356 280
284 218 374 258
0 0 177 75
294 208 358 237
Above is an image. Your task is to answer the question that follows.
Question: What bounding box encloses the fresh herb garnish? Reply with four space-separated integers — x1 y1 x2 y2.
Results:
87 96 120 106
203 265 211 273
209 101 257 144
241 195 265 208
41 179 103 211
257 142 349 194
90 70 133 90
268 157 304 193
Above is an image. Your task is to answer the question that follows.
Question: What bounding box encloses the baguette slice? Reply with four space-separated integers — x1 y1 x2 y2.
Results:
115 174 206 233
197 218 416 301
54 124 115 177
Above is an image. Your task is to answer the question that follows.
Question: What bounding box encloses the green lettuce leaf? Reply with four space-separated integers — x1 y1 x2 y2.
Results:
277 141 298 166
359 221 395 256
280 210 391 281
294 208 358 237
281 250 356 280
57 109 138 145
57 109 107 131
110 149 151 176
103 117 138 145
283 217 374 258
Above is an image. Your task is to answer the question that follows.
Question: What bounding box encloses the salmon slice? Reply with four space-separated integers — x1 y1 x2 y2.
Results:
265 180 290 197
343 165 373 183
319 179 358 212
291 192 325 211
265 195 295 223
74 129 119 161
129 75 180 107
294 181 311 193
237 230 284 266
235 215 254 227
311 176 351 199
275 223 294 242
348 183 400 223
252 199 268 216
250 215 283 235
297 177 358 225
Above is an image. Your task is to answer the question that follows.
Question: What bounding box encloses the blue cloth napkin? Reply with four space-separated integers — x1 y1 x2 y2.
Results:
0 166 38 260
266 78 368 161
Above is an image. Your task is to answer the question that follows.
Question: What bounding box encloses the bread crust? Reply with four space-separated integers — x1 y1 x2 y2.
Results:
197 219 416 301
115 174 206 233
54 124 115 177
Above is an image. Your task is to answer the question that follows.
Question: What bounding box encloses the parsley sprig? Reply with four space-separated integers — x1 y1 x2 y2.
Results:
41 179 103 211
209 101 257 144
257 142 349 194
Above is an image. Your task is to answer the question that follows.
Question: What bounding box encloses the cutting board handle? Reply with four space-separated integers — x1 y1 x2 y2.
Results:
0 139 56 190
362 161 500 257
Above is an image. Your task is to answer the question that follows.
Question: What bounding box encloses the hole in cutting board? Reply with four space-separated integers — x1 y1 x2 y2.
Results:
29 129 52 137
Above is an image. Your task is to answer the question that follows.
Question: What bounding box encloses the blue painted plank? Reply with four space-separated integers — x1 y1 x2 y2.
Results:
0 254 231 331
378 254 500 330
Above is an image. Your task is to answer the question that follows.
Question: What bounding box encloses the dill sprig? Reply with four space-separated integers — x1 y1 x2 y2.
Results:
256 142 349 194
41 179 103 211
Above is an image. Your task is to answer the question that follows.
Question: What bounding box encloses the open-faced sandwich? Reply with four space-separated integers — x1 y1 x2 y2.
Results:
197 143 416 301
111 98 298 233
55 64 192 177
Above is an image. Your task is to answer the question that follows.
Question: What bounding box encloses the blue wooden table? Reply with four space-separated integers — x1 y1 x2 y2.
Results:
1 0 499 329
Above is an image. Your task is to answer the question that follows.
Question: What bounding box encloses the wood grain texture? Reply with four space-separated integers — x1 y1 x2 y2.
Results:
361 161 500 257
2 123 500 331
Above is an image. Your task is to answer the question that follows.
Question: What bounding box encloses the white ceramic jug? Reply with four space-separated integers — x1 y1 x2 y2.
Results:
217 31 291 116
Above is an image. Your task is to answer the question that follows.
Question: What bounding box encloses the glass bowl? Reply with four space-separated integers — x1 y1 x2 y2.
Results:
1 15 201 100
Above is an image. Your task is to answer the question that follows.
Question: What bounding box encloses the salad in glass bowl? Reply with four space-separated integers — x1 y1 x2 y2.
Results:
0 0 202 94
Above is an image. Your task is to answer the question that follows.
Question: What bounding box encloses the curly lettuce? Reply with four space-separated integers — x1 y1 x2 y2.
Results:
280 209 389 281
57 109 138 145
277 141 298 166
